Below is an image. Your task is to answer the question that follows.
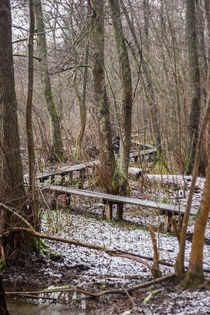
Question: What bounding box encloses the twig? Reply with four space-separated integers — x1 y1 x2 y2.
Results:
13 53 41 62
121 286 136 308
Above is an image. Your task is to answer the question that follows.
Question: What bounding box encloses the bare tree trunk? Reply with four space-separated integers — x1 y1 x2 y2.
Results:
184 54 210 286
26 0 38 228
109 0 133 195
185 0 201 175
0 277 9 315
34 0 63 162
75 6 90 160
0 0 28 259
175 63 210 280
90 0 116 193
184 156 210 287
195 0 208 175
204 0 210 162
120 0 162 156
0 0 25 210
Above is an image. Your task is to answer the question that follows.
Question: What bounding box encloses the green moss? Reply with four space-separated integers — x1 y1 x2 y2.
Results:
184 151 193 175
152 267 162 279
26 233 40 253
50 252 62 261
0 259 7 270
182 271 204 289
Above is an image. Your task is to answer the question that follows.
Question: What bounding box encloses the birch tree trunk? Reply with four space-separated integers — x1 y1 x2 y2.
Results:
34 0 63 162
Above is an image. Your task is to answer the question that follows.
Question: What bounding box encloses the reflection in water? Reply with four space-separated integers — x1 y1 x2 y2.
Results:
7 299 88 315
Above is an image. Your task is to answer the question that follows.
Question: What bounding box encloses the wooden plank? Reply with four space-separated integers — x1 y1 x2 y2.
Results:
132 141 156 150
24 161 98 182
128 167 143 178
36 182 197 216
36 163 87 180
130 148 157 158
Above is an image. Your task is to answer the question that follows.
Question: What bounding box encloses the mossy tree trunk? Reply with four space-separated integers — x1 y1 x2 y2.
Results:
185 0 201 175
90 0 116 193
0 0 38 260
108 0 133 195
0 0 25 210
34 0 63 162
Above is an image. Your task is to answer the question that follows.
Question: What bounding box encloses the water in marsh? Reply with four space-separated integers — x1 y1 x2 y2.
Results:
6 299 88 315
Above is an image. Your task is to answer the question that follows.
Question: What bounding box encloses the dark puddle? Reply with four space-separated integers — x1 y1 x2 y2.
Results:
4 282 100 315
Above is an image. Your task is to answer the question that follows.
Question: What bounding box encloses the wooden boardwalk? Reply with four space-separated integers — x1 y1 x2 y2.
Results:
130 148 157 162
24 160 202 231
36 182 198 231
24 161 97 184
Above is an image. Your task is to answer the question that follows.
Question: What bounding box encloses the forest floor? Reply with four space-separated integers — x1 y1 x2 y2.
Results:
2 174 210 315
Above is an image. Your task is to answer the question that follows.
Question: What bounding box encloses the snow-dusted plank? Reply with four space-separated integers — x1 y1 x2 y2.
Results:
24 161 97 181
36 182 198 216
132 140 156 150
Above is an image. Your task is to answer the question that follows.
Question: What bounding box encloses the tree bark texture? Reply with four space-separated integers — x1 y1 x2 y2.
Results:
0 0 28 260
34 0 63 161
108 0 133 194
26 0 38 227
75 21 89 160
120 0 162 155
185 0 201 175
0 0 25 208
204 0 210 160
184 156 210 287
175 58 210 280
0 276 9 315
90 0 116 193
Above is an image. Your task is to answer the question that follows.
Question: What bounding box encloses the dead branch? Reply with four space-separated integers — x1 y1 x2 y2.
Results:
5 273 175 298
1 226 152 271
0 202 33 229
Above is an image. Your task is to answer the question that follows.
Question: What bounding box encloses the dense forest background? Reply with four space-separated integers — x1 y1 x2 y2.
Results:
10 0 209 172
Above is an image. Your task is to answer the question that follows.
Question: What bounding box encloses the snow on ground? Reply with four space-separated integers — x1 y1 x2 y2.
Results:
42 209 210 288
145 174 205 209
4 173 209 315
41 173 209 286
